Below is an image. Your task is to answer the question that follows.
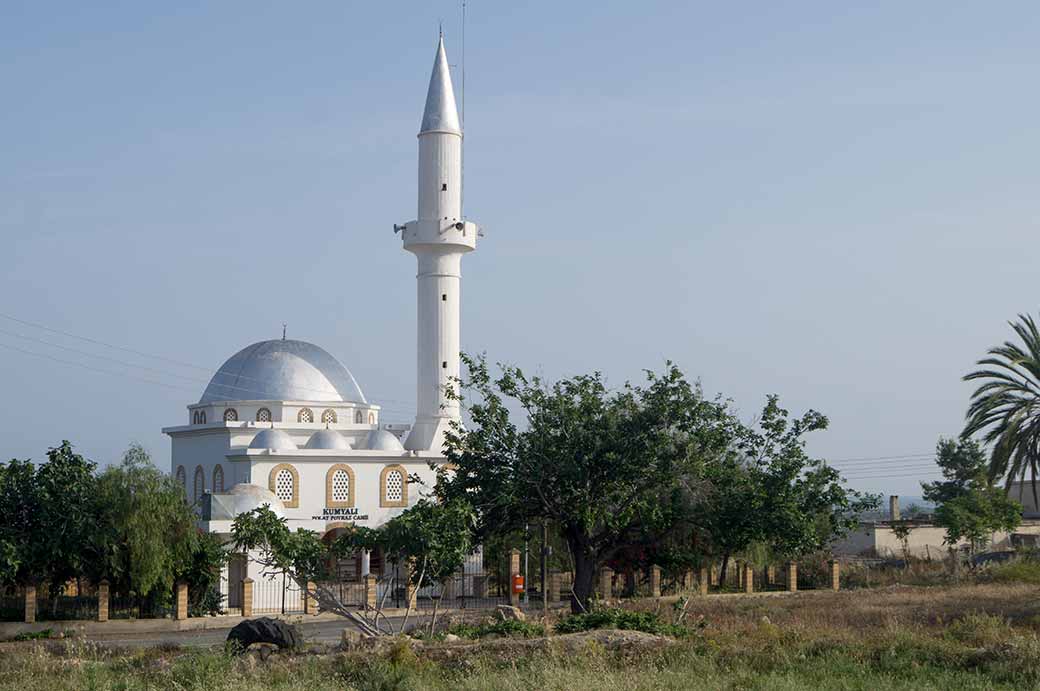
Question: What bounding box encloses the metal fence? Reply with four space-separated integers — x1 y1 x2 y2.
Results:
36 595 98 621
252 573 305 615
109 594 174 620
0 592 22 622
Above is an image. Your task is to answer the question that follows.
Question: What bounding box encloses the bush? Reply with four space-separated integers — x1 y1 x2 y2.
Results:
555 608 691 637
978 557 1040 585
446 618 545 639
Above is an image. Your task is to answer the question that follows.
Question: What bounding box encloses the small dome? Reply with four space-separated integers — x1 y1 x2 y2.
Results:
249 429 298 451
305 429 352 450
208 483 286 520
365 429 405 452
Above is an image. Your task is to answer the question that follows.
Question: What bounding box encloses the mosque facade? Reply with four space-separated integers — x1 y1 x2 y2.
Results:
161 37 479 601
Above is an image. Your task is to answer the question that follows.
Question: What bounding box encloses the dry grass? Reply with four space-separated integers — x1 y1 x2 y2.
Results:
3 582 1040 689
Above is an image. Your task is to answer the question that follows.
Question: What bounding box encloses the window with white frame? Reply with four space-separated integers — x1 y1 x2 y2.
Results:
331 469 350 503
385 470 403 502
274 468 294 502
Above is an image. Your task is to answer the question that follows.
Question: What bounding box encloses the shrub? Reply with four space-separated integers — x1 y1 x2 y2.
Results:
944 613 1012 646
555 608 692 637
979 558 1040 585
446 618 545 639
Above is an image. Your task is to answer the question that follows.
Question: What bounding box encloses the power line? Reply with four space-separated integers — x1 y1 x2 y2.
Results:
826 452 936 463
0 311 419 408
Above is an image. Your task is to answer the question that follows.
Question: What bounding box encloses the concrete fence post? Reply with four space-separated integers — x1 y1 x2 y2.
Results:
242 578 254 618
744 564 754 594
304 581 319 615
736 560 744 590
547 571 561 603
24 585 36 624
509 549 522 607
766 565 776 586
364 575 378 610
97 579 110 622
698 567 709 596
710 565 718 586
649 565 662 598
829 560 840 591
598 567 614 601
786 562 798 592
174 581 189 620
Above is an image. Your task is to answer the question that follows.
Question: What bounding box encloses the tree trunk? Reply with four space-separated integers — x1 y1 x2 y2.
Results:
567 536 597 614
623 568 636 597
719 552 731 587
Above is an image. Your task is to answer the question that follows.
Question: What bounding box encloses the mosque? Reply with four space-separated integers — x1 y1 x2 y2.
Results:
161 36 479 605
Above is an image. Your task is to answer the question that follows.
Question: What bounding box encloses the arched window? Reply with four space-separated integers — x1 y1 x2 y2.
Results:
256 408 272 422
200 410 207 424
380 464 408 508
223 408 238 422
268 463 300 508
354 410 363 424
193 466 205 504
212 464 225 493
175 465 186 490
325 464 356 508
368 412 375 425
321 409 337 424
191 411 198 424
298 408 314 423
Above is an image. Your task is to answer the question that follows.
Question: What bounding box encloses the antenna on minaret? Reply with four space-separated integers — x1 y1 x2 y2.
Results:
460 0 467 216
281 323 286 340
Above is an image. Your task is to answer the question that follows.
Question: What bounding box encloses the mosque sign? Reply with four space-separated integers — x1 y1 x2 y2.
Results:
313 507 370 523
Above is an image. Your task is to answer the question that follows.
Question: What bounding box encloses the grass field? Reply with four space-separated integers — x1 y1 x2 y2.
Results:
3 582 1040 690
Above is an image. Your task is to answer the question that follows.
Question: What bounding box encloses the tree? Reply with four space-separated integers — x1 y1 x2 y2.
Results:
0 442 97 591
86 445 201 598
922 438 1022 553
232 499 475 635
439 356 741 612
964 313 1040 503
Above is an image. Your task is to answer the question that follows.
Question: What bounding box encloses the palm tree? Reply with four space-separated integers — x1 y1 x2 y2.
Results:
963 313 1040 505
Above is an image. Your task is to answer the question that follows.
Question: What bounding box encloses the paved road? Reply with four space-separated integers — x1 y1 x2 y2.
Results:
83 617 388 649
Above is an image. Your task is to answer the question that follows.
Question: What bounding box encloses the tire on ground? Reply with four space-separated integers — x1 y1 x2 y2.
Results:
226 617 301 653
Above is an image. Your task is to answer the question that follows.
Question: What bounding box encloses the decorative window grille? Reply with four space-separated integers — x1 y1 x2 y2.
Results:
194 466 205 503
321 409 337 424
223 408 238 422
275 468 294 502
331 469 350 503
256 408 272 422
385 470 404 503
298 408 314 423
175 466 186 489
354 410 363 424
212 465 224 493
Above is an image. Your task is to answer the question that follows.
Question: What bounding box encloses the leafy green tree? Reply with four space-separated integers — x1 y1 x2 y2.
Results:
439 356 740 612
86 444 200 598
232 499 475 635
0 442 97 591
922 438 1022 553
964 314 1040 502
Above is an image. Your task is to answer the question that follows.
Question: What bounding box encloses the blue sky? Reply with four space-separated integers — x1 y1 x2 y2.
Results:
1 1 1037 495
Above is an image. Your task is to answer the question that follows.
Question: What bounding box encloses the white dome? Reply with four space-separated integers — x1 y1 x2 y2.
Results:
208 483 286 520
249 428 298 451
305 429 352 450
365 429 405 452
200 339 366 405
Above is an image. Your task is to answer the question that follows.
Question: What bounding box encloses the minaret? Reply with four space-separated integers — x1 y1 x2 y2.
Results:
399 36 479 452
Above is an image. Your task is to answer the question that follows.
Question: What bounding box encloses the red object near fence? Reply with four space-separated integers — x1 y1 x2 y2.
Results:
512 574 525 594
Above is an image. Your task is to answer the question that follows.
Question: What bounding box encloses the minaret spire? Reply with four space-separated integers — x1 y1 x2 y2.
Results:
420 36 461 136
396 36 480 453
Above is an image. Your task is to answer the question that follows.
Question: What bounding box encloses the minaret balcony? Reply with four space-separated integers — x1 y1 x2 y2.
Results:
400 219 478 253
